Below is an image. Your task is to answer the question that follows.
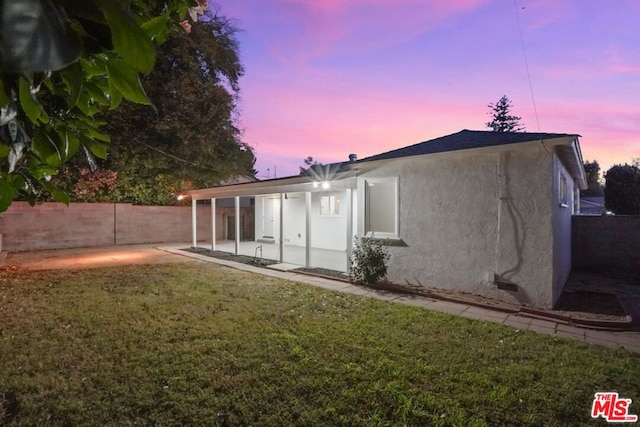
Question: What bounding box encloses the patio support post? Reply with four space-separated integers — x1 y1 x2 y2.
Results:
346 189 353 273
235 196 240 255
211 198 216 251
279 193 284 263
191 199 197 248
305 191 311 268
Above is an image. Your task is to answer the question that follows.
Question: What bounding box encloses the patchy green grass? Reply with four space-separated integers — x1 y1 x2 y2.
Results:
0 263 638 426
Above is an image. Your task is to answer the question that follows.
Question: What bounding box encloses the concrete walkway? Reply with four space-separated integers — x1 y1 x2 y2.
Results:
2 243 639 353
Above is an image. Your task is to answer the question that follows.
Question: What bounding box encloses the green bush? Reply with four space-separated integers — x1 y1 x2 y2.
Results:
605 164 640 214
349 236 390 284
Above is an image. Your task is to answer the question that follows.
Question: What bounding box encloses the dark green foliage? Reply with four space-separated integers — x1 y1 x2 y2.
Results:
56 10 256 204
604 164 640 214
0 0 194 212
349 236 390 284
486 95 525 133
582 160 604 196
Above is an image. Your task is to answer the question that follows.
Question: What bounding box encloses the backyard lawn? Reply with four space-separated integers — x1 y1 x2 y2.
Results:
0 262 638 426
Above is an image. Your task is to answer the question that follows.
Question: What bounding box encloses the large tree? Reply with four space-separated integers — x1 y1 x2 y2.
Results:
581 160 604 197
0 0 200 212
57 9 255 205
486 95 525 132
604 164 640 215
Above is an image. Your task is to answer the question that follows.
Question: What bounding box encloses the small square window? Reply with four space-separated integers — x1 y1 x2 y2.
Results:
320 195 340 216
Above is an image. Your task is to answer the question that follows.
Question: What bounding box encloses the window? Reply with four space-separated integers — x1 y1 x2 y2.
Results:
365 177 398 238
320 195 340 216
559 173 568 207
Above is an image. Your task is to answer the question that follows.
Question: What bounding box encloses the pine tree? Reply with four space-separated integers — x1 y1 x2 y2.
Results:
486 95 525 132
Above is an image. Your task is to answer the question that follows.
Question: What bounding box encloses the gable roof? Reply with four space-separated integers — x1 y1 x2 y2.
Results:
358 129 579 162
188 129 587 199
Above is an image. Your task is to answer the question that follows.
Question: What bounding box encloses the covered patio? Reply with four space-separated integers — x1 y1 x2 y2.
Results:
187 170 357 273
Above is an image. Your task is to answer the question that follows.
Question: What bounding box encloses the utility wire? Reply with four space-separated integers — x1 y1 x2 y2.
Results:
513 0 541 132
140 142 222 172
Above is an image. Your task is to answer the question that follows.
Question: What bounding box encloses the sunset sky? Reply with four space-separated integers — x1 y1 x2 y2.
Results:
221 0 639 179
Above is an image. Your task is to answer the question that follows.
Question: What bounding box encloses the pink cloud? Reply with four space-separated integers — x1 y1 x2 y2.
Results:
249 0 494 66
222 0 640 179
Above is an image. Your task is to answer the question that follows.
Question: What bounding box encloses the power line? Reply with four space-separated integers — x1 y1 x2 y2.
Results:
140 142 222 172
513 0 541 132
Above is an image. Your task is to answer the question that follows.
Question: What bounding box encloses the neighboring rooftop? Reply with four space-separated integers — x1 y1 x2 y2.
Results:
359 129 579 162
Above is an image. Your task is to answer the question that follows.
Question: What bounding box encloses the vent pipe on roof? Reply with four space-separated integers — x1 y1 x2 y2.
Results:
348 153 357 162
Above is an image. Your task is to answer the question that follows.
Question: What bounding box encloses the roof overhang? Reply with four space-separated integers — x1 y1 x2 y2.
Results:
186 170 357 200
350 134 588 189
188 133 588 198
551 137 588 190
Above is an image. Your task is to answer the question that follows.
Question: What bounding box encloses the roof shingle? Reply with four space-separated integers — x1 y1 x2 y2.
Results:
359 129 578 162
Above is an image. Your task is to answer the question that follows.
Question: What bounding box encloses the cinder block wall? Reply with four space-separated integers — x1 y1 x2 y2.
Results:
0 202 116 251
572 215 640 282
0 202 255 252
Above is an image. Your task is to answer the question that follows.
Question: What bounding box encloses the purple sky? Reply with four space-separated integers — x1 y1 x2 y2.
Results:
221 0 639 179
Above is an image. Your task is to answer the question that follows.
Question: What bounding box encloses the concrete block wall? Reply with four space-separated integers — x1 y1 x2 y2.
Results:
114 204 201 245
0 202 116 251
0 202 252 252
572 215 640 282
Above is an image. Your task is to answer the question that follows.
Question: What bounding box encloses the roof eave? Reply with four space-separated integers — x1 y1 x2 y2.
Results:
551 137 588 190
350 136 579 172
186 170 357 199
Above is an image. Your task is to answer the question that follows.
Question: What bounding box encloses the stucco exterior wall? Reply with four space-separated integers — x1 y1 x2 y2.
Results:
283 193 306 247
356 144 556 308
254 192 350 251
551 153 575 304
310 191 348 251
254 195 280 242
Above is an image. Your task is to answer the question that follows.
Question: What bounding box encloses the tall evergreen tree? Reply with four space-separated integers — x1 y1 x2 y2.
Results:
486 95 525 132
581 160 604 196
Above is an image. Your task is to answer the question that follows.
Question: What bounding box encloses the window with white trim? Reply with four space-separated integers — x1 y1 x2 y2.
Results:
365 177 399 238
559 173 568 207
319 194 340 216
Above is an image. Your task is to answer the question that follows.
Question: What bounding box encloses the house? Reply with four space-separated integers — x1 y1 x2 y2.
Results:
187 130 587 309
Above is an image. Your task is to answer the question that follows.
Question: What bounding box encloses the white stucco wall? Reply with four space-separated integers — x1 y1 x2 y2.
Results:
310 191 348 251
255 195 281 242
282 193 306 247
357 144 556 308
551 153 575 305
